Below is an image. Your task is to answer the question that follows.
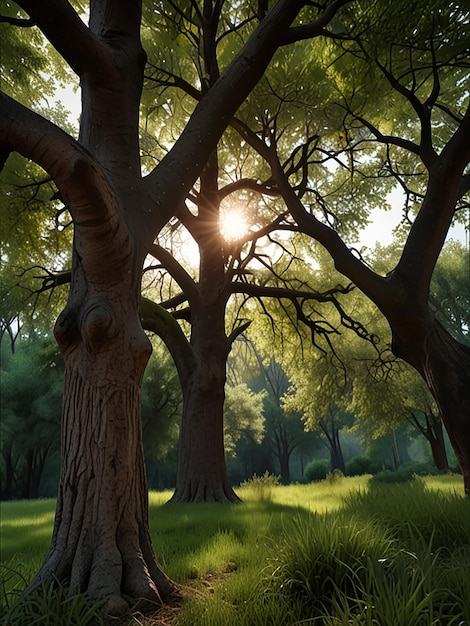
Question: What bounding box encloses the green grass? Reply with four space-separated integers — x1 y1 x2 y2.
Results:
1 474 468 625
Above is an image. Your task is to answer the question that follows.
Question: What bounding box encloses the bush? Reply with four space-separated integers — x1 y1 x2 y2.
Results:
304 459 330 483
370 468 416 484
240 471 280 502
326 469 344 484
370 461 438 485
346 455 381 476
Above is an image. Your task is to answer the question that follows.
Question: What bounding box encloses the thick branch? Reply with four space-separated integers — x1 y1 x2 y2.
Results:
0 93 128 269
16 0 118 80
148 244 198 300
282 0 353 44
268 150 390 306
141 0 310 240
395 99 470 294
140 296 196 389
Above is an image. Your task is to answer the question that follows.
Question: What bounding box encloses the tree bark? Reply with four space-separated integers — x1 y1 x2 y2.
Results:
168 298 240 503
28 252 174 613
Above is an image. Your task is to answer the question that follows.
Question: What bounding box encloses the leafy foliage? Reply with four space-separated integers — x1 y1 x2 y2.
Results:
223 383 265 456
304 459 330 482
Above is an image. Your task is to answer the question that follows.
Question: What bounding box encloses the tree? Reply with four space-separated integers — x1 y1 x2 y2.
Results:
1 0 349 613
223 383 265 457
137 0 360 503
252 1 470 495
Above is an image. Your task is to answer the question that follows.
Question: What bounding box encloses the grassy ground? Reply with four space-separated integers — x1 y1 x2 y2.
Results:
1 474 469 625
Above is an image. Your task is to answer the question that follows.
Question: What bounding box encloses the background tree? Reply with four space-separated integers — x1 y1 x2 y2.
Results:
248 0 470 494
137 0 359 503
223 383 265 459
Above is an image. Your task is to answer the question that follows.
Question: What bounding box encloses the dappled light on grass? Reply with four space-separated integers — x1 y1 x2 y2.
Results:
1 475 467 624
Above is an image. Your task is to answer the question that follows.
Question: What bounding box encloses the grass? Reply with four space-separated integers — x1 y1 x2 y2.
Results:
1 474 468 625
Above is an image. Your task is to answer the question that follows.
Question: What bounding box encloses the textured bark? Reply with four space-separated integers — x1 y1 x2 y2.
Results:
28 248 174 612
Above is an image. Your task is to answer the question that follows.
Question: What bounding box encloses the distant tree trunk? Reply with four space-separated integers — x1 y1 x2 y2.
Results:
274 426 291 484
320 419 347 475
30 447 51 499
409 409 449 471
169 298 240 503
330 429 347 475
21 449 34 499
1 446 14 500
430 423 449 471
391 431 400 470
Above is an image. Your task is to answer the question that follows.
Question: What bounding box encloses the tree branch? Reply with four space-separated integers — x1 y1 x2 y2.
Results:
148 243 198 300
282 0 353 44
140 0 308 240
16 0 118 80
0 92 130 271
140 296 196 389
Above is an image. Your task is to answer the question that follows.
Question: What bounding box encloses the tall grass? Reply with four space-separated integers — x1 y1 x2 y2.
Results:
1 475 467 625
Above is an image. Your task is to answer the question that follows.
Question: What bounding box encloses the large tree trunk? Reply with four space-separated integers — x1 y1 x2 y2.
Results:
28 246 174 614
392 316 470 495
169 299 240 503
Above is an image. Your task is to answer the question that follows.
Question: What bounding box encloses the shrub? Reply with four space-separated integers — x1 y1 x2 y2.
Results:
304 459 330 483
370 461 440 485
346 455 381 476
326 469 344 484
240 471 280 502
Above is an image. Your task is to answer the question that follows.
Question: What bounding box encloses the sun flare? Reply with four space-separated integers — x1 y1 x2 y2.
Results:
220 209 249 242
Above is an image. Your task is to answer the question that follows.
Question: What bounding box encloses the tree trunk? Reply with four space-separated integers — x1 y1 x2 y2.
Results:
410 410 449 471
275 427 291 484
28 252 174 614
169 300 240 503
392 316 470 495
330 430 347 475
2 445 14 500
429 421 450 471
391 431 400 470
21 449 34 499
